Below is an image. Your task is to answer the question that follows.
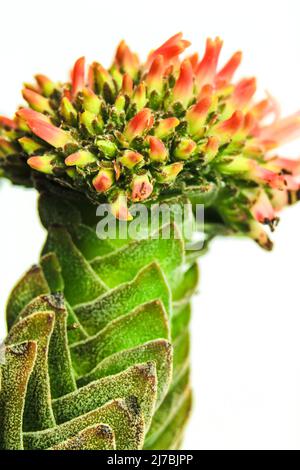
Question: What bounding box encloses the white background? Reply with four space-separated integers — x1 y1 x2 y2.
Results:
1 0 300 450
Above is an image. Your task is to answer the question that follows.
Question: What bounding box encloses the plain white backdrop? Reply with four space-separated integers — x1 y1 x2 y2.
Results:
1 0 300 450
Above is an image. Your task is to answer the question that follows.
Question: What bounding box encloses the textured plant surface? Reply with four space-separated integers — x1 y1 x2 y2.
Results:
0 190 195 450
0 34 299 450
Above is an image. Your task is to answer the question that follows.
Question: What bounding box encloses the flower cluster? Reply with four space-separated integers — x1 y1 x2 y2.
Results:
0 33 299 248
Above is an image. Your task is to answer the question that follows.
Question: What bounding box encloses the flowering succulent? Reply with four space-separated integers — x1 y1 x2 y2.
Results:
0 35 300 451
1 33 300 248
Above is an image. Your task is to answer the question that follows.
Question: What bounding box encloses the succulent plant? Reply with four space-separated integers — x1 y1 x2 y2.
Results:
0 33 299 450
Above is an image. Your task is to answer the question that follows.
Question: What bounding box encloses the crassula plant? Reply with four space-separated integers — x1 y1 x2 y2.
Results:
0 33 299 450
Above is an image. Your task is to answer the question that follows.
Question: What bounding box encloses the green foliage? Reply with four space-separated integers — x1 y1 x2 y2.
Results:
0 193 195 449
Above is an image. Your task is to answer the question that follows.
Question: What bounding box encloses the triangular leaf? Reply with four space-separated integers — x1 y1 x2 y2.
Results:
71 300 169 377
0 342 37 449
74 262 171 335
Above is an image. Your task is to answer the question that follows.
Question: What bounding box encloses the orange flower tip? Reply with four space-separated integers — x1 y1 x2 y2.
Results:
173 59 194 108
196 37 223 88
248 220 273 251
62 88 72 102
119 150 144 169
187 52 199 71
27 155 54 174
174 138 197 159
35 74 56 97
111 192 133 221
146 55 165 94
131 174 153 202
147 33 191 66
17 107 51 124
148 136 168 162
203 136 220 163
114 40 140 79
273 157 300 175
154 117 180 139
19 109 76 148
198 84 214 100
132 82 147 110
65 150 96 167
214 111 244 140
0 116 17 130
22 88 53 114
0 137 16 156
251 94 280 121
124 108 154 142
233 77 257 108
193 97 212 115
122 73 133 96
216 51 242 85
186 97 212 136
157 162 184 183
92 168 114 192
256 111 300 146
250 191 278 228
71 56 85 98
92 62 114 91
109 65 122 89
243 112 255 134
253 166 286 190
18 136 44 155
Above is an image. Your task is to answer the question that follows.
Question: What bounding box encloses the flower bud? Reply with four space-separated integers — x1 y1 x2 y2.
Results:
27 155 55 174
35 74 56 97
131 174 153 201
65 150 96 167
93 168 114 192
154 117 179 139
96 139 117 158
174 138 197 159
157 162 184 183
114 40 139 79
60 97 77 124
111 192 133 220
132 83 147 111
0 137 16 156
124 108 154 142
71 57 85 98
0 116 17 130
18 137 44 155
148 136 168 162
18 108 76 148
211 111 244 143
119 150 144 169
82 88 101 114
122 73 133 96
203 136 219 163
186 97 211 137
22 88 53 115
146 55 165 95
173 59 193 108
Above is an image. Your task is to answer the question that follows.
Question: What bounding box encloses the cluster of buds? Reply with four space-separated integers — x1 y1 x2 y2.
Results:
1 34 300 247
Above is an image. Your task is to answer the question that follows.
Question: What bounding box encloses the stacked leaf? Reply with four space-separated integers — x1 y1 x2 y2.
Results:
0 191 196 450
